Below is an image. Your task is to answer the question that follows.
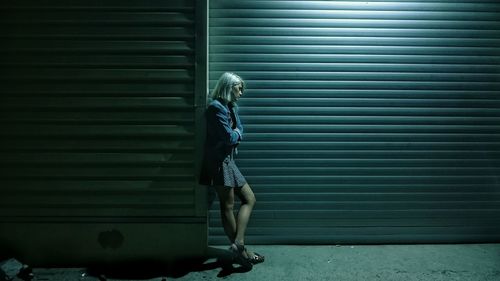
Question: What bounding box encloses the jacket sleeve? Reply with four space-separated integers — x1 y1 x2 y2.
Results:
207 103 241 146
233 107 244 138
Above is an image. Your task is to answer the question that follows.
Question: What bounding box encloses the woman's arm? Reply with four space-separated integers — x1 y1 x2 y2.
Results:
233 106 244 137
207 103 242 146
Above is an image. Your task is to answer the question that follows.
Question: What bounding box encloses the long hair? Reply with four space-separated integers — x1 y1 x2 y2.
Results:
210 72 245 104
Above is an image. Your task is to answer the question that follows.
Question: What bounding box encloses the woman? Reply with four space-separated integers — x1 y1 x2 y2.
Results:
200 72 264 268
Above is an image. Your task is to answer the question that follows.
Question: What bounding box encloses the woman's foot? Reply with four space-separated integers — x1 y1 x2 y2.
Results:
245 249 265 264
230 242 253 269
231 241 265 265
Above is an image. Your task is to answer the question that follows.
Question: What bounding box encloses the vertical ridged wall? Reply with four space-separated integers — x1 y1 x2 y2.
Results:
0 0 207 264
209 0 500 244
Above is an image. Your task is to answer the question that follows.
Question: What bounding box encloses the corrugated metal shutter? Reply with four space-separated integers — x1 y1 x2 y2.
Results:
0 0 208 263
209 0 500 244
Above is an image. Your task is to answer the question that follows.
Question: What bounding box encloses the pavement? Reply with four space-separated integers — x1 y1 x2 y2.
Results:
22 244 500 281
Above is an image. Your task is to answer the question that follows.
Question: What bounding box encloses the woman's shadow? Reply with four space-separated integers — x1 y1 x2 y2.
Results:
86 246 252 280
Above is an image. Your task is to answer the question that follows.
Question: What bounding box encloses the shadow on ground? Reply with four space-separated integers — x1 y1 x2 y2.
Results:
85 247 251 280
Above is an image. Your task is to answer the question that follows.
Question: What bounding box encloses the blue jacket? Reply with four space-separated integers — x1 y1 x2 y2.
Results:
204 99 243 161
199 99 244 185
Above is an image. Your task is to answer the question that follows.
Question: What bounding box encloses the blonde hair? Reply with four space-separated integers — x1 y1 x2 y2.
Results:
210 72 245 104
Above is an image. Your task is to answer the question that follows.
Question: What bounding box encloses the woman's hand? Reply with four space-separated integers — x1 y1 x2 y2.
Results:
234 128 243 141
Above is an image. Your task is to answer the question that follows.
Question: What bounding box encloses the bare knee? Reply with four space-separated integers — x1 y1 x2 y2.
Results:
248 194 256 207
220 199 234 213
215 186 235 213
243 192 256 207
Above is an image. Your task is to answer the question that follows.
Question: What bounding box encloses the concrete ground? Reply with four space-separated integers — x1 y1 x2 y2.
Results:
32 244 500 281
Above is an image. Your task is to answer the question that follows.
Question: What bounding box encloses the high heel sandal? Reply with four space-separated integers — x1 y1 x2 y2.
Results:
230 242 253 269
245 249 265 264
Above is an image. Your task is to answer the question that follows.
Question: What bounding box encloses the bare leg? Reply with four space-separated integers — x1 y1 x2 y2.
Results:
233 183 256 245
214 185 236 243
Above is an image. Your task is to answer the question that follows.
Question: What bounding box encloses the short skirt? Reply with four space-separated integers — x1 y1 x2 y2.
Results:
200 154 247 188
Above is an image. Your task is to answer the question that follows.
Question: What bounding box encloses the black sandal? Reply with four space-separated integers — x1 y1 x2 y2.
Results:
246 250 265 264
230 242 253 269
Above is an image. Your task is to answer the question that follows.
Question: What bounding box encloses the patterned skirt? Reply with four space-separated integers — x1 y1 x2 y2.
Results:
200 152 247 188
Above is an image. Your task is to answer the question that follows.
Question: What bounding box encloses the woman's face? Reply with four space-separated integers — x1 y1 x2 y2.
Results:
232 83 243 101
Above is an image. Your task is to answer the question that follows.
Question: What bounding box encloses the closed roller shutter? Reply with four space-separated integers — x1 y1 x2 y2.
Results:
209 0 500 244
0 0 208 264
